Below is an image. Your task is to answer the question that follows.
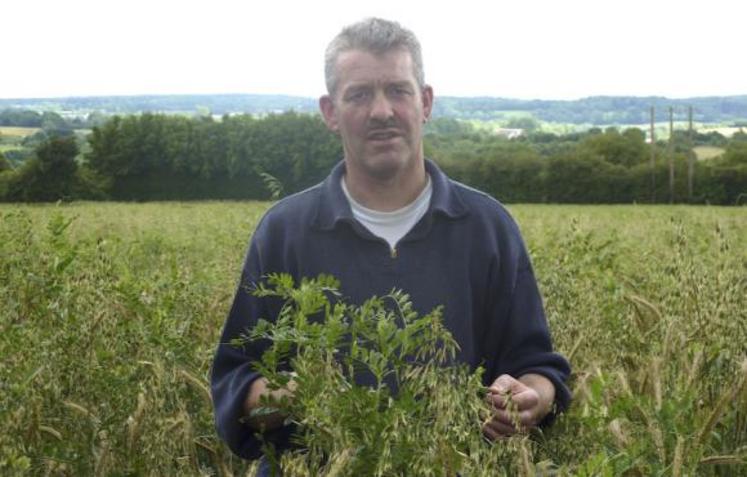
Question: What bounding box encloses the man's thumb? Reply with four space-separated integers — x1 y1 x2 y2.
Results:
492 374 516 394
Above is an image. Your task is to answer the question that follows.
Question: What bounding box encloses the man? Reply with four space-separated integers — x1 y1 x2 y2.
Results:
211 17 571 468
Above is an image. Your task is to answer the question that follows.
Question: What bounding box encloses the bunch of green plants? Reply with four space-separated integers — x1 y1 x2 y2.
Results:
0 205 255 476
2 202 745 476
518 206 747 475
245 273 536 476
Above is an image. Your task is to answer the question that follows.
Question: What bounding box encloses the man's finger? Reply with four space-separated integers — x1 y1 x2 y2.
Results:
489 374 521 394
483 418 517 439
488 387 538 412
509 388 540 411
491 408 529 428
486 391 508 409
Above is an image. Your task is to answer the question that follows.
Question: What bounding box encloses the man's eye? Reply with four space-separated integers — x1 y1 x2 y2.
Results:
390 86 411 96
347 91 370 102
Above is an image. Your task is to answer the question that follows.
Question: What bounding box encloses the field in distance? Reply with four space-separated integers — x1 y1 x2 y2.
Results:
0 126 40 137
694 145 726 160
0 201 745 475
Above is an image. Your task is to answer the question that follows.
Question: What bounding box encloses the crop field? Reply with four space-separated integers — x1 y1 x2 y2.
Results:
699 126 747 139
0 144 21 153
694 146 726 161
1 202 745 475
0 127 40 138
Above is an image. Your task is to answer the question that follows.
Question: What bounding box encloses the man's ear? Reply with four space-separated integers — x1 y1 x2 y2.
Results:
319 95 339 132
421 85 434 123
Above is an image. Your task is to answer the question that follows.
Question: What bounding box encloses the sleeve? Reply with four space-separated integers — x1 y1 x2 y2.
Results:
488 223 572 425
210 230 294 460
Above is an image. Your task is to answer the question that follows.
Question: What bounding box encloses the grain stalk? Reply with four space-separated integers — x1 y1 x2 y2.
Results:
671 435 684 477
126 391 147 455
518 439 535 477
694 365 747 450
179 368 212 404
651 356 663 411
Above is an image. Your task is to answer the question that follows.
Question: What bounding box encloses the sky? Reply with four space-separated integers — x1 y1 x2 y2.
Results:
2 0 745 100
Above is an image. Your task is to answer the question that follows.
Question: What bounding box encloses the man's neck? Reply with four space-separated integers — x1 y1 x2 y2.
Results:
343 160 427 212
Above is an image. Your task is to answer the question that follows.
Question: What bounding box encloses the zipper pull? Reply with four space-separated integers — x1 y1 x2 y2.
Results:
390 247 398 259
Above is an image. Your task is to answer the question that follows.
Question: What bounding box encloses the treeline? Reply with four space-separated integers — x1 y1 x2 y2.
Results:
4 94 747 125
1 114 745 204
0 95 318 117
428 121 747 204
433 96 747 124
0 108 106 130
1 112 341 201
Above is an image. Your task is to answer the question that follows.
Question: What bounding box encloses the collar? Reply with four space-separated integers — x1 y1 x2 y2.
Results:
312 158 468 231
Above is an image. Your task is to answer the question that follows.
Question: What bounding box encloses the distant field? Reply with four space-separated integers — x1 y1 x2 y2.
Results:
694 145 725 160
0 144 22 153
0 126 39 137
699 126 746 138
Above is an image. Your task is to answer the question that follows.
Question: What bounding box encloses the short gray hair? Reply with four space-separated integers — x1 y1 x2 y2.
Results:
324 18 425 95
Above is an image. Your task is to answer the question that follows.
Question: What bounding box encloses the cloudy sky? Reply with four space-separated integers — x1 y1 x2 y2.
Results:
2 0 744 100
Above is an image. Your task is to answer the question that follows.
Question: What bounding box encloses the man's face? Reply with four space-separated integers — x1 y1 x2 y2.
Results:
320 48 433 181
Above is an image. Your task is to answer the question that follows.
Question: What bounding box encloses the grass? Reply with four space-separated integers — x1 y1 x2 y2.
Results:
0 127 40 138
694 145 726 160
0 144 23 153
1 201 745 475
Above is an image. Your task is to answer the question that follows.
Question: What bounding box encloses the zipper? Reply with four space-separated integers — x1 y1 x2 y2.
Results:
349 220 399 260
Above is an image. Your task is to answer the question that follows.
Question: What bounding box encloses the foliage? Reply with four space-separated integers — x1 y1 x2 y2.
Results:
5 95 747 130
3 136 82 202
84 112 341 201
431 95 747 124
0 151 10 172
526 206 747 475
246 274 520 475
0 109 79 131
424 117 476 136
0 95 320 117
504 115 540 132
1 202 745 476
432 126 747 205
0 202 270 475
2 107 745 204
259 172 284 200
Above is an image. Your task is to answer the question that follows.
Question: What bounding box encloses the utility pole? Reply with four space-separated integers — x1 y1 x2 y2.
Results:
668 106 675 204
688 106 694 202
650 106 656 203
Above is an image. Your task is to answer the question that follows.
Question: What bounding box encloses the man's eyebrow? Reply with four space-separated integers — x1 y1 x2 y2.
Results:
388 81 416 91
345 83 371 91
341 83 372 94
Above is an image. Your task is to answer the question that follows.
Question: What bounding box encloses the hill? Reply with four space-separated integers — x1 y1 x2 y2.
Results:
1 94 746 125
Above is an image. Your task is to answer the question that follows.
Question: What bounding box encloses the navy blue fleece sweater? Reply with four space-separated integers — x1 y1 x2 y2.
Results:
211 159 571 460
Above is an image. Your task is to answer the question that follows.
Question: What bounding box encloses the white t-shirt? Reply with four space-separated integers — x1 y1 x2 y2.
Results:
341 175 433 251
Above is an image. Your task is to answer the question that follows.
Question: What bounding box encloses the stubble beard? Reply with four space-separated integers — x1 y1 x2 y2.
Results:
363 125 420 180
349 141 421 183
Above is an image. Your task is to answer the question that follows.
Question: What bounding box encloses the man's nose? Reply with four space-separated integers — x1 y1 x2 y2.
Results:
369 91 394 121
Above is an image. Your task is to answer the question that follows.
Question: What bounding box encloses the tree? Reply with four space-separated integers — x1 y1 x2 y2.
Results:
40 111 69 131
6 136 80 201
424 117 475 136
577 127 647 168
0 151 11 173
36 135 79 176
0 109 42 127
505 115 540 132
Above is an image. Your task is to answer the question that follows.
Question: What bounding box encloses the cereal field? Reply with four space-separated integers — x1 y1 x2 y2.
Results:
1 202 745 475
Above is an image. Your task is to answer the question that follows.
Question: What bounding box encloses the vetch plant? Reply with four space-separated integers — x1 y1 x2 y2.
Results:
242 273 518 476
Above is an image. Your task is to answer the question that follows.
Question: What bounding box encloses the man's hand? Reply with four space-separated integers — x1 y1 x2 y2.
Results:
483 373 555 440
243 376 297 431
